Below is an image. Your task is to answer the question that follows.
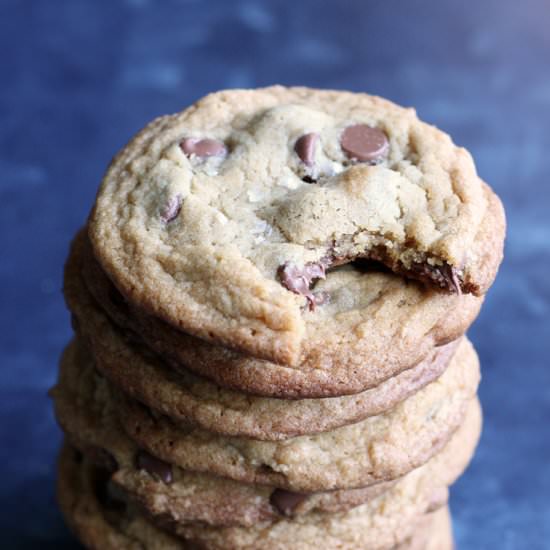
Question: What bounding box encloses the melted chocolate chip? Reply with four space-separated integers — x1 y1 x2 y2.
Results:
277 259 329 307
341 124 389 162
136 449 173 484
180 138 227 158
160 194 182 223
449 267 462 295
411 262 462 294
301 175 317 184
270 489 309 516
294 133 319 167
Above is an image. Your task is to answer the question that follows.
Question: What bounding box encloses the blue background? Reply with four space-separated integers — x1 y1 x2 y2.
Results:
1 1 549 548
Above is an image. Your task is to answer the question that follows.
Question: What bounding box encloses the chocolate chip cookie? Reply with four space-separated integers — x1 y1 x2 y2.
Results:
66 233 462 440
131 401 478 550
53 328 479 493
53 334 479 527
58 439 460 550
88 86 505 366
52 338 479 535
51 340 398 527
58 414 467 550
69 230 482 398
116 348 479 492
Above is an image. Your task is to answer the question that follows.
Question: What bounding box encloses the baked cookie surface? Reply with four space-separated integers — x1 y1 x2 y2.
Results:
136 405 476 550
58 439 461 550
69 230 482 397
52 335 478 533
51 340 399 527
52 330 479 493
88 86 505 365
116 349 478 491
66 234 461 439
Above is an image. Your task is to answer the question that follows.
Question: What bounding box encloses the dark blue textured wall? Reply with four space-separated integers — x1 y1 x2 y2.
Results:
1 1 549 548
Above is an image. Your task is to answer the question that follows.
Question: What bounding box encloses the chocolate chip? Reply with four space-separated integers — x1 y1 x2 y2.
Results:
160 194 182 223
270 489 308 516
277 259 329 307
449 267 462 295
410 262 462 294
180 138 227 158
294 132 319 167
135 449 173 484
340 124 389 162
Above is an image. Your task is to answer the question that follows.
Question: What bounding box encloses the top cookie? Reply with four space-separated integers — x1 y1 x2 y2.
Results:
89 86 505 365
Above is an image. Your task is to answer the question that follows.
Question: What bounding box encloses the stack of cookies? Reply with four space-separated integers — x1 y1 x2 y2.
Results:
51 87 505 549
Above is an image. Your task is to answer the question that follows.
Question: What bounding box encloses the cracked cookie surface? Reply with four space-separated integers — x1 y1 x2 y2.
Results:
89 86 505 365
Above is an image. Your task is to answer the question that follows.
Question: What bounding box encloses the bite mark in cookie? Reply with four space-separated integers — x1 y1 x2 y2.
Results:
327 244 466 295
